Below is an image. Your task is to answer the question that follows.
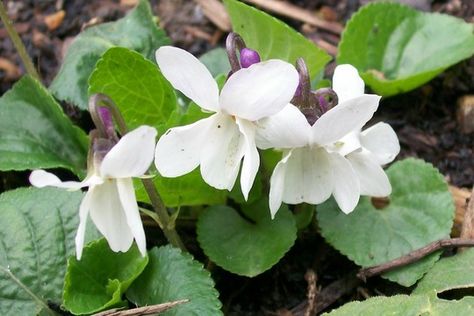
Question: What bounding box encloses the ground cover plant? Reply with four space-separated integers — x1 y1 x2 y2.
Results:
0 0 473 315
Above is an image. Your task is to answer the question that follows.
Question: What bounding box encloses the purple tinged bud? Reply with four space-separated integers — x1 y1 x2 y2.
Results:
319 95 328 113
240 48 260 68
98 106 116 138
98 106 113 129
294 81 303 98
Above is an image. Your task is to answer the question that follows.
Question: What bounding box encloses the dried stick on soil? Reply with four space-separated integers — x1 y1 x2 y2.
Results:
304 270 318 316
194 0 231 31
357 238 474 281
460 187 474 245
92 299 189 316
241 0 343 34
291 274 361 315
450 185 472 237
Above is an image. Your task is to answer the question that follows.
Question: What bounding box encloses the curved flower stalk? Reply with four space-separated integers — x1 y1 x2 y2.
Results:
154 43 299 199
30 105 157 259
257 64 399 217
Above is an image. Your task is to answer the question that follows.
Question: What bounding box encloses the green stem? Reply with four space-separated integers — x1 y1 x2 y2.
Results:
0 1 40 81
89 93 186 251
142 178 186 251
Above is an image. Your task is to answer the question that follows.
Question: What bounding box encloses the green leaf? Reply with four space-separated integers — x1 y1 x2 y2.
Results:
323 294 430 315
136 169 228 207
135 104 227 207
197 200 297 277
0 187 89 315
414 249 474 294
89 47 177 130
224 0 331 79
338 2 474 96
430 296 474 315
127 245 222 316
50 0 170 109
0 76 88 175
323 293 474 316
199 48 231 77
228 172 263 204
63 238 148 315
317 159 455 286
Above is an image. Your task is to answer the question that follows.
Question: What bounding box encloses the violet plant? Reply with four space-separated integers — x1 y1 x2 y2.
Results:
0 0 473 315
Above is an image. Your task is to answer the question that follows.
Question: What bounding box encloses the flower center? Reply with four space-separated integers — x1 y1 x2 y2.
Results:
291 58 338 125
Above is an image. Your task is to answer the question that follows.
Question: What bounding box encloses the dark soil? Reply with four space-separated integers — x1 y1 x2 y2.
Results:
0 0 472 315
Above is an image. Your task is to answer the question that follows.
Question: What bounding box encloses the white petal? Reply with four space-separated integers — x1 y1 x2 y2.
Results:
88 180 134 253
269 150 291 219
360 122 400 165
311 94 380 146
236 119 260 201
329 153 360 214
75 190 92 260
219 60 299 121
156 46 219 112
256 104 310 149
116 178 147 256
347 151 391 196
100 126 157 179
155 115 213 177
280 147 333 205
326 131 361 156
332 64 365 103
200 113 245 191
29 170 95 190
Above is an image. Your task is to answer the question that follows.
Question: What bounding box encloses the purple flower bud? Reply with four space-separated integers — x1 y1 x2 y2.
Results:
98 106 115 137
240 48 261 68
318 95 329 113
294 81 303 98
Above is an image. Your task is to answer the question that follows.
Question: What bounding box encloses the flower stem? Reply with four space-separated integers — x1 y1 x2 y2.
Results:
0 1 40 81
142 178 186 251
89 93 186 251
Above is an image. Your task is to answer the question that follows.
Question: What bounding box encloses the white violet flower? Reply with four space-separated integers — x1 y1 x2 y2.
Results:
154 46 299 199
29 125 157 259
257 64 398 217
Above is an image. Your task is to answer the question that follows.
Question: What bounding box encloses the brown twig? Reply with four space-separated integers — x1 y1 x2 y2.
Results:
450 185 471 237
357 238 474 281
291 273 361 315
241 0 343 34
92 299 189 316
194 0 231 31
460 187 474 242
304 270 317 316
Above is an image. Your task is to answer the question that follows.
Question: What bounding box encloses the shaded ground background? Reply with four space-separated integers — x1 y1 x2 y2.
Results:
0 0 473 315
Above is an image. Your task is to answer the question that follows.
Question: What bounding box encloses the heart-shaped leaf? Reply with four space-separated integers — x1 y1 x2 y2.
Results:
50 0 170 109
224 0 331 80
0 76 88 175
197 200 297 277
338 2 474 96
89 47 177 130
323 293 474 316
317 159 455 286
63 238 149 315
323 294 429 315
0 187 95 315
127 245 222 316
414 249 474 295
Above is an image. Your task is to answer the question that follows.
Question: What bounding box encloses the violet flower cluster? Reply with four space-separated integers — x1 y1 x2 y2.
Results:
29 33 399 257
